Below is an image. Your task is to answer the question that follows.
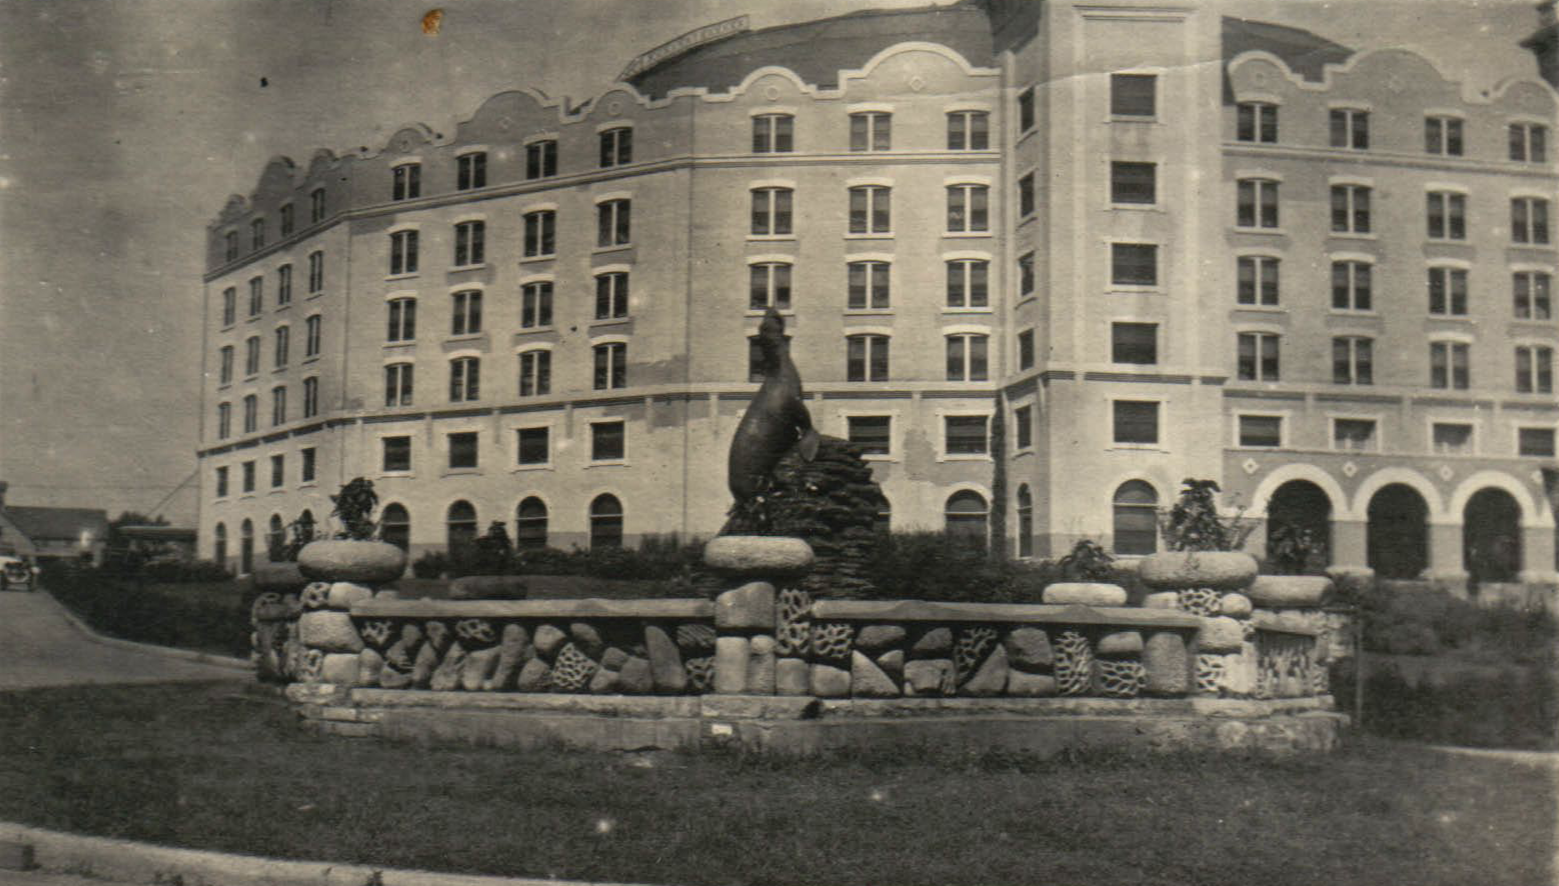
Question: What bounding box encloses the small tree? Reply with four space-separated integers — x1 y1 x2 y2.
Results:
1267 521 1326 575
329 478 379 540
1159 479 1254 552
1057 539 1115 581
278 511 317 561
471 521 514 574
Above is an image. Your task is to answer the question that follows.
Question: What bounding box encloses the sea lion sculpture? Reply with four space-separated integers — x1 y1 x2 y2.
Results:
728 308 820 506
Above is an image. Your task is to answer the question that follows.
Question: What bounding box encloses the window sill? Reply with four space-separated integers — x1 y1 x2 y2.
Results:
1425 237 1469 245
218 382 233 391
1234 304 1285 313
1511 241 1555 248
1330 309 1379 318
1014 295 1038 309
513 463 552 472
379 471 416 479
744 309 794 318
303 356 321 365
447 333 485 343
1233 227 1286 236
859 453 898 463
1108 115 1158 124
243 374 260 383
587 459 629 468
384 340 416 348
942 231 991 239
385 272 420 282
272 366 289 374
450 263 489 273
269 487 287 494
844 233 894 240
239 493 258 500
1427 314 1474 322
517 325 556 334
938 453 993 463
1234 138 1280 147
1109 443 1165 451
747 235 797 243
943 306 993 314
276 303 292 312
519 254 557 263
591 317 631 328
593 244 632 255
1108 285 1162 294
297 481 318 490
844 308 893 316
1109 202 1163 212
443 468 482 477
1328 231 1377 241
307 291 325 300
247 315 262 323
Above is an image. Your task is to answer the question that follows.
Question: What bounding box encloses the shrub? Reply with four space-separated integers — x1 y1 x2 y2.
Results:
40 562 249 658
1331 657 1557 750
411 551 450 579
329 477 379 540
1057 539 1114 581
1158 479 1254 552
138 558 233 584
861 533 1056 604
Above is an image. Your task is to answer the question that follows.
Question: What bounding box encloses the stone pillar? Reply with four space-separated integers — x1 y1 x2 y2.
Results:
1426 521 1469 596
1331 519 1368 570
1519 524 1559 585
704 536 813 696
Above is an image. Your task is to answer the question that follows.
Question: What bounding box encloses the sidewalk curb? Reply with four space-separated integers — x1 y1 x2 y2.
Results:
0 821 656 886
40 590 254 672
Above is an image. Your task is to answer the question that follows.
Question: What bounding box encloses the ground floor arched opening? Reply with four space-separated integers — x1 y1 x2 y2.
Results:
1266 479 1332 574
1463 488 1522 586
1367 484 1429 580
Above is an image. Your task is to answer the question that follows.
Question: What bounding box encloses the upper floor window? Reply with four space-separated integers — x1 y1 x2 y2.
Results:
851 185 892 234
1110 74 1155 117
449 356 480 401
251 218 265 250
1238 414 1283 448
752 114 793 153
1237 179 1279 229
945 184 987 233
1332 260 1373 311
1329 108 1369 149
599 127 632 168
751 188 792 236
1428 267 1468 316
224 231 238 262
387 297 416 342
847 416 891 456
597 199 631 248
389 230 418 275
1015 406 1032 456
244 336 261 376
1110 161 1155 205
1433 422 1474 455
302 376 319 417
385 362 414 407
1111 322 1157 365
593 342 627 390
595 272 629 320
947 111 989 150
847 261 890 310
1018 252 1036 298
591 422 626 462
218 345 234 384
849 112 891 152
519 350 551 396
271 385 287 426
248 277 264 316
1425 116 1463 156
1111 243 1158 287
522 282 554 328
276 265 292 306
1514 271 1552 320
448 432 479 470
1237 331 1280 381
215 466 229 498
526 140 557 179
944 417 990 457
1236 102 1277 143
392 163 421 201
1333 336 1373 385
307 251 324 293
1429 340 1470 389
1510 123 1548 163
1018 172 1036 217
946 259 988 308
1520 428 1557 458
242 394 259 433
453 221 485 266
457 152 487 190
1427 191 1467 240
1017 329 1035 370
221 287 237 326
217 402 232 439
1017 87 1036 132
517 432 548 470
1112 401 1159 445
846 334 890 382
309 188 326 223
1331 184 1371 234
1512 197 1550 244
274 325 290 367
524 211 556 257
382 436 412 472
1516 345 1554 394
279 204 294 237
305 314 322 357
945 333 989 381
451 290 482 336
1237 256 1279 306
750 263 791 311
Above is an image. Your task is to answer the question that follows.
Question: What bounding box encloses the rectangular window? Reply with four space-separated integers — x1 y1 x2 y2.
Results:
750 263 792 311
382 436 412 472
596 199 631 248
1428 267 1468 316
1239 415 1283 448
945 334 989 381
1514 271 1552 320
1513 198 1551 244
945 185 987 233
454 221 485 266
309 188 326 223
1427 192 1466 240
305 315 321 357
387 297 416 342
850 186 892 234
1018 172 1036 217
224 231 238 262
847 261 890 310
945 259 988 308
846 334 889 382
522 282 554 327
448 432 478 470
1111 243 1157 287
1112 401 1158 445
526 140 557 179
457 152 486 190
1017 87 1035 132
384 363 413 407
519 350 551 396
449 356 480 401
1111 322 1157 365
222 288 236 326
517 427 549 465
451 290 483 336
591 421 625 461
1237 179 1279 228
849 112 891 152
274 325 290 367
751 188 793 236
302 377 319 417
599 127 632 168
308 252 324 293
1017 329 1035 370
217 403 231 439
248 277 264 316
271 386 287 425
1236 102 1278 143
847 416 891 456
1110 161 1155 205
752 114 794 153
1516 345 1555 394
1332 336 1373 385
219 346 234 384
244 336 261 376
1018 252 1036 297
1331 185 1371 234
593 342 626 390
276 265 292 306
242 395 258 433
392 163 421 200
1237 332 1280 381
1330 108 1369 149
251 219 265 250
1424 116 1463 156
944 415 989 455
1332 261 1372 311
1432 423 1473 455
523 211 556 257
1333 418 1376 451
280 204 294 237
1519 427 1556 457
215 466 229 498
1430 341 1470 389
1014 405 1032 450
301 447 316 482
270 453 284 488
389 230 419 275
242 460 256 493
1237 255 1279 306
1110 74 1155 117
947 111 989 149
1510 123 1548 163
595 272 629 319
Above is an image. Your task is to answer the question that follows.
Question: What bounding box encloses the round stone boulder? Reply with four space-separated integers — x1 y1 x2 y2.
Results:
252 561 308 593
297 540 408 584
703 536 814 576
449 575 529 601
1248 575 1332 609
327 582 374 610
1042 582 1127 607
1139 552 1258 591
1219 592 1253 619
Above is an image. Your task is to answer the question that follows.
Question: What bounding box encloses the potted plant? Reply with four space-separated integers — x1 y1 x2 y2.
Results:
1138 480 1258 591
296 478 408 584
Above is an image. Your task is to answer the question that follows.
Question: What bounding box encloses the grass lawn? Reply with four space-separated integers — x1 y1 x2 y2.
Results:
0 682 1552 886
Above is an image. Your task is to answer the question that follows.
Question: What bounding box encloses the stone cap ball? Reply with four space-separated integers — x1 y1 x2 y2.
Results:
1248 575 1332 609
1041 582 1127 607
297 539 408 585
703 536 814 576
1138 551 1258 591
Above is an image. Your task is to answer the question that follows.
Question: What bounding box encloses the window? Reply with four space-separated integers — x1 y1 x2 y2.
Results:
270 454 285 488
589 494 624 549
451 290 482 336
1510 123 1548 162
1018 252 1036 297
1519 428 1556 457
1236 102 1278 143
219 346 234 384
1111 243 1157 286
1014 405 1032 451
1015 484 1034 558
751 188 793 236
217 403 231 439
215 466 229 498
305 315 321 357
516 497 548 549
382 436 412 472
242 394 258 433
752 114 793 153
449 356 480 401
1516 345 1554 394
597 199 630 248
1111 481 1158 554
1017 329 1035 370
599 127 632 167
851 186 892 234
1239 414 1283 448
280 204 294 237
453 221 485 266
522 282 553 327
242 461 256 493
301 447 316 483
1018 172 1036 217
267 514 285 558
1430 341 1470 389
244 336 261 376
274 325 290 367
523 211 556 257
946 259 988 308
595 272 629 319
749 263 792 311
1425 116 1463 156
447 501 478 555
1237 256 1279 306
1332 261 1372 311
1328 421 1378 452
1427 192 1466 240
224 231 238 261
309 188 326 223
1432 423 1473 455
944 491 989 546
519 350 550 396
593 342 626 390
380 503 410 550
448 432 479 470
1110 74 1156 117
846 334 889 382
248 277 263 316
1110 161 1155 205
517 428 549 466
591 421 625 461
302 376 319 417
1428 267 1468 316
271 385 287 425
384 362 413 407
1237 179 1279 228
387 297 416 342
1513 198 1550 244
1237 332 1280 381
389 230 418 275
276 265 292 307
1017 87 1035 132
847 261 890 310
1330 108 1369 149
944 416 989 455
1332 336 1373 385
1515 272 1552 320
1111 322 1157 365
945 184 987 233
945 334 989 381
251 219 265 250
526 140 557 179
1331 185 1371 234
849 112 891 152
308 251 324 293
222 288 236 326
457 152 486 190
847 416 890 456
947 110 989 149
392 163 421 200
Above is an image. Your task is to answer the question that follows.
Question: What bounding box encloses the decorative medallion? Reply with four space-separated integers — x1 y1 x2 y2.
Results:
1341 461 1357 478
909 75 926 92
1437 464 1454 482
607 100 623 116
1242 458 1259 475
765 85 781 101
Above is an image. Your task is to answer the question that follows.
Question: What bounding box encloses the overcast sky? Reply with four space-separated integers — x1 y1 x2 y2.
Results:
0 0 1544 523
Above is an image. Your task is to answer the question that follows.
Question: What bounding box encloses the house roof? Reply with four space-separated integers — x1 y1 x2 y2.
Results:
4 506 110 542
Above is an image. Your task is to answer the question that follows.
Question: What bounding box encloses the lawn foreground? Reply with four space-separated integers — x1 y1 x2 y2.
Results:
0 681 1552 886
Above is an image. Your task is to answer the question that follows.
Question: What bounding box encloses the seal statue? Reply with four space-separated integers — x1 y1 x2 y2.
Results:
728 308 820 504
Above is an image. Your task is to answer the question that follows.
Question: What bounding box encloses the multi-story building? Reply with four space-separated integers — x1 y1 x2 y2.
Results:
198 0 1558 591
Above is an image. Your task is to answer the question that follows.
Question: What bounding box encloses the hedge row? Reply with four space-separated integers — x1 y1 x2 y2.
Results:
1330 657 1558 750
41 563 251 659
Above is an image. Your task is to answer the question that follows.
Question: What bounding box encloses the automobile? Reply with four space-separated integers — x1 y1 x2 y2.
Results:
0 556 34 591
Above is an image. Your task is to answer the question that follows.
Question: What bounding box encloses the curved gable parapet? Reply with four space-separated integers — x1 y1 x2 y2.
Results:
1488 76 1559 115
1231 44 1558 109
381 123 436 156
659 41 998 106
252 155 299 204
214 193 251 227
457 88 565 142
304 148 340 181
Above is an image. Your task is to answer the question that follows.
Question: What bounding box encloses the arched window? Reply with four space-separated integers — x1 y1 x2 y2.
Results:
380 503 409 551
296 509 316 547
1016 485 1034 558
589 494 624 549
446 501 478 556
516 497 548 551
1112 481 1159 555
239 519 255 575
267 514 286 561
213 523 228 567
944 490 989 548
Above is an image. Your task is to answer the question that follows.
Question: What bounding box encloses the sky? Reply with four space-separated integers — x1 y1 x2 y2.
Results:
0 0 1545 524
